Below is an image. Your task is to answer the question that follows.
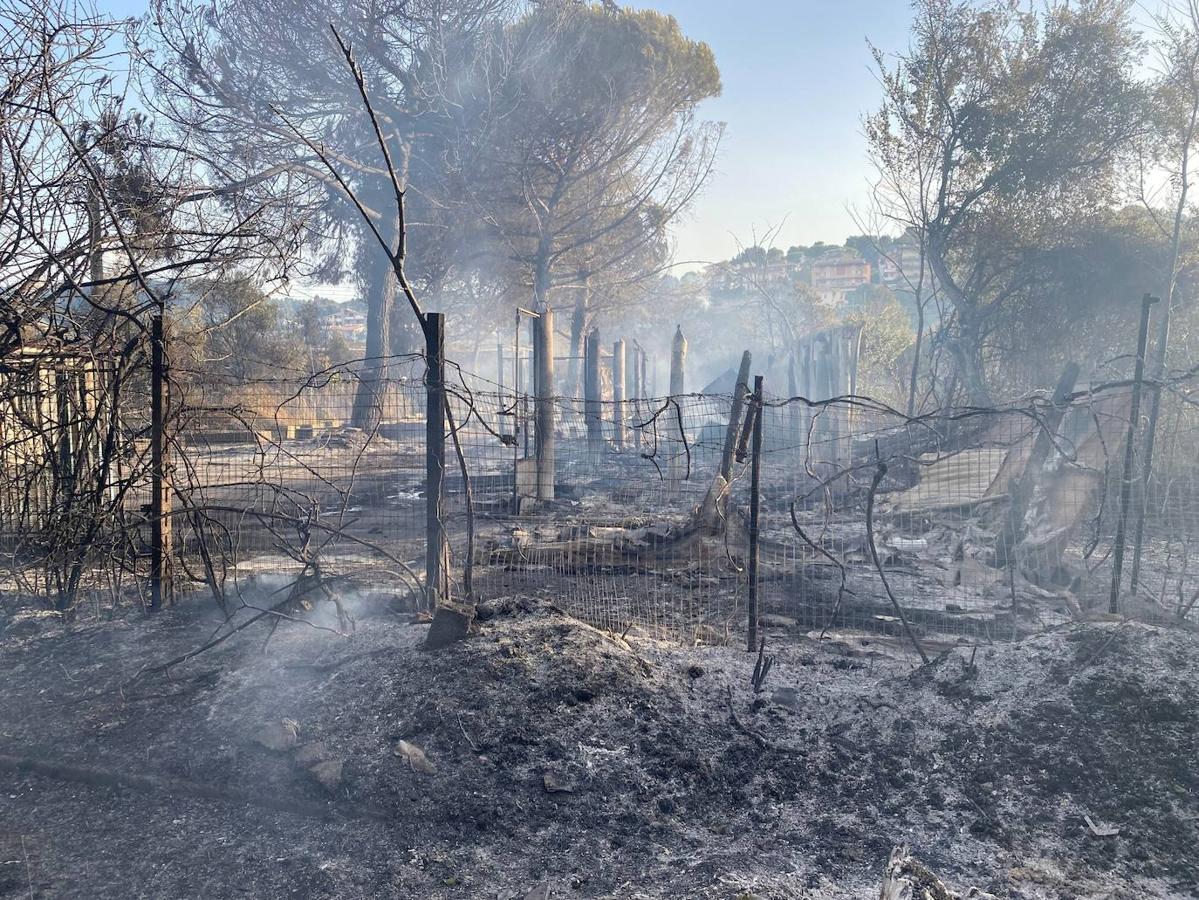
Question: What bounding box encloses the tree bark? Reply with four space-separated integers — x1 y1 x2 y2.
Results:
908 293 926 416
584 328 603 448
387 267 437 358
565 275 590 398
927 240 990 406
532 249 555 500
351 214 398 431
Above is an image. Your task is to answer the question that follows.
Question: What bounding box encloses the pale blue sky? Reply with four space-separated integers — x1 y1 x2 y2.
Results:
648 1 915 266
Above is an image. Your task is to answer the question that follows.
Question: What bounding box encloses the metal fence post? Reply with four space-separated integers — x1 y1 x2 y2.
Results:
1110 294 1157 614
150 309 172 611
747 374 763 652
425 312 446 612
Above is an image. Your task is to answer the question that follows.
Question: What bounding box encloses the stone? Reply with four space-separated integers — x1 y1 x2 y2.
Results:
424 604 474 649
306 758 344 791
542 772 575 794
252 719 299 752
395 739 436 775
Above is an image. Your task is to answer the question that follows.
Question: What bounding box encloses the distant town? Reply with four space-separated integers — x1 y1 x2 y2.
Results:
298 233 932 359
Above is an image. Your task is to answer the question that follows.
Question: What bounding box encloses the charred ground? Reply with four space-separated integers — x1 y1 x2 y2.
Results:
0 592 1196 899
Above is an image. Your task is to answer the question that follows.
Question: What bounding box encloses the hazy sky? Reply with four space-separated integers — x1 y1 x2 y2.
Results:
91 0 1158 270
645 1 915 267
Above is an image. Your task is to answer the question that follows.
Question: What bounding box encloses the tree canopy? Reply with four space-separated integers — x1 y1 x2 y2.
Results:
866 0 1146 402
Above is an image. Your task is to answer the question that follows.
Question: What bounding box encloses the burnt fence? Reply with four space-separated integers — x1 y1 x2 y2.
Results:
3 328 1198 657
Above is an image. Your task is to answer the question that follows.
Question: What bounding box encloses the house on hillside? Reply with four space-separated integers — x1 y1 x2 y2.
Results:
877 243 926 290
811 254 871 305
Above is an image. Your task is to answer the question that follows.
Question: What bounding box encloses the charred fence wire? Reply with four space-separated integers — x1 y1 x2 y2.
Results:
0 340 154 610
453 382 1166 649
4 336 1199 655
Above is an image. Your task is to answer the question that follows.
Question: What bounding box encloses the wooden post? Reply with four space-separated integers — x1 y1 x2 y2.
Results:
425 312 446 612
533 307 555 500
627 342 641 451
150 310 172 611
496 336 505 395
747 374 764 652
584 327 603 449
515 309 532 460
512 310 524 507
787 350 801 465
522 350 531 458
826 333 842 450
847 324 863 436
670 326 686 396
669 326 687 482
720 350 752 482
612 339 626 450
995 362 1079 569
1110 294 1157 614
640 347 649 449
1130 297 1174 591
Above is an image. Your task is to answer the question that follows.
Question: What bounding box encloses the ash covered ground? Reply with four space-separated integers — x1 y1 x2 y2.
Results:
0 589 1196 899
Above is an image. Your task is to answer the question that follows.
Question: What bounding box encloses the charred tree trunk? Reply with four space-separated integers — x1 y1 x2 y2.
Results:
565 275 590 399
351 215 398 432
612 339 625 450
388 267 439 358
908 292 926 416
584 328 602 449
927 240 990 407
532 250 555 500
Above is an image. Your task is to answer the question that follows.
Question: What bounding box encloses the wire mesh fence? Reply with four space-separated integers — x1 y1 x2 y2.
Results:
0 341 154 610
4 328 1199 654
443 369 1199 649
168 356 431 612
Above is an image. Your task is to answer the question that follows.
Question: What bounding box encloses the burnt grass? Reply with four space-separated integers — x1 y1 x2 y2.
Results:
0 591 1197 899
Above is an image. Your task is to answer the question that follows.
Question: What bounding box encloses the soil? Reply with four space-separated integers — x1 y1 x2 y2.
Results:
0 588 1196 899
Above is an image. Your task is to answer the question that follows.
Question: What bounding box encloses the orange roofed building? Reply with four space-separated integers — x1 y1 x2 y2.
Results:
810 255 871 305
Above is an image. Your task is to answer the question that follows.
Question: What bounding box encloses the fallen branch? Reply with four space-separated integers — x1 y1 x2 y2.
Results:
725 683 769 749
128 572 336 684
789 501 849 639
445 398 475 600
